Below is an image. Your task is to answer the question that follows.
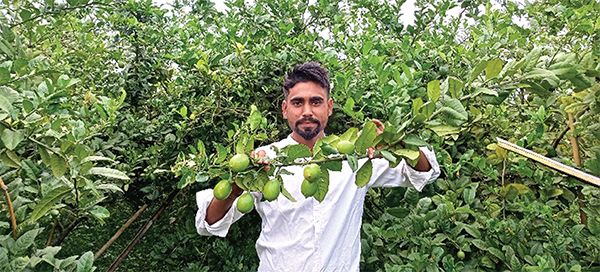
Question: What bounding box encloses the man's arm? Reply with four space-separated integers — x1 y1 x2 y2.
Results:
411 149 432 172
205 183 243 225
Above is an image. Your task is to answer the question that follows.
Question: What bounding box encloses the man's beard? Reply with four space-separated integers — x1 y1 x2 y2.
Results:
294 117 322 140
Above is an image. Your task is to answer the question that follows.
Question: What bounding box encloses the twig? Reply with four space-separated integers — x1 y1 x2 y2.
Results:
552 125 569 149
106 189 180 272
0 176 17 239
94 203 149 260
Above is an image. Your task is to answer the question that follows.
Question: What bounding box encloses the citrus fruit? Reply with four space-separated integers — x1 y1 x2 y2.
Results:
229 154 250 172
213 180 232 200
262 179 280 201
336 140 355 155
457 250 465 260
301 179 318 197
303 163 321 182
237 192 255 213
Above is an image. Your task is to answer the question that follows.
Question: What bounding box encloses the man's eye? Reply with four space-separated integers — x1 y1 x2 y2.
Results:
292 101 302 106
311 100 322 106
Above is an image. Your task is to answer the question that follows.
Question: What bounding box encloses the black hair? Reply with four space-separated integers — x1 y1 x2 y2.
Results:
283 62 330 99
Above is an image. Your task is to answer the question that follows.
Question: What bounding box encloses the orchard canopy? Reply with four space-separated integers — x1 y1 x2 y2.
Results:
1 0 600 271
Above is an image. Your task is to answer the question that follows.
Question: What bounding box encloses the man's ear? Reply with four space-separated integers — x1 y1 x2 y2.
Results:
282 100 288 119
327 97 333 116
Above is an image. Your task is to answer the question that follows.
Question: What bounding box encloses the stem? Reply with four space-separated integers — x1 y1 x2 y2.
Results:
47 219 59 246
569 113 587 225
106 189 180 272
552 125 569 150
0 176 17 239
50 216 86 246
94 203 149 260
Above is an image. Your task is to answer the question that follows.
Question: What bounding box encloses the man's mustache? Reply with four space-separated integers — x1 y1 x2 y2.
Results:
295 117 321 128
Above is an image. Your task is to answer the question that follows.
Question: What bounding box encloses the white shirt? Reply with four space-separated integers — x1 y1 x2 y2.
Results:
195 135 440 272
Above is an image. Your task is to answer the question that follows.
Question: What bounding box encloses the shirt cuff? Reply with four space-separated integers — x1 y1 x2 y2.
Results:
195 189 237 237
402 146 441 192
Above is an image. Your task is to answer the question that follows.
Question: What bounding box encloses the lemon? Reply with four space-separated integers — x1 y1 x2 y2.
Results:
237 192 255 213
213 180 232 200
303 163 321 182
262 179 281 201
229 154 250 172
301 179 318 197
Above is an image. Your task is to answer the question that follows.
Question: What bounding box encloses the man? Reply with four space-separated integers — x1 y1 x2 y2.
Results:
195 62 440 271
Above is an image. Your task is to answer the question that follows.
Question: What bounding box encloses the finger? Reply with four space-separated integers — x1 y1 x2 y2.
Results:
367 147 374 159
250 151 255 158
257 150 266 158
371 119 385 134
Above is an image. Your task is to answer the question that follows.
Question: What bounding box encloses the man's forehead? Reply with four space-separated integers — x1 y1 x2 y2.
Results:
287 82 328 100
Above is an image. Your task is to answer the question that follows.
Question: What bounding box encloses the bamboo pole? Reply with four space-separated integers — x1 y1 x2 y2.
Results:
106 189 180 272
94 203 149 260
569 113 586 225
0 176 17 239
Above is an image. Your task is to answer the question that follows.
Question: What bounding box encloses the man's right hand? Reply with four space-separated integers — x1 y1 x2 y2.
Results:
250 150 271 172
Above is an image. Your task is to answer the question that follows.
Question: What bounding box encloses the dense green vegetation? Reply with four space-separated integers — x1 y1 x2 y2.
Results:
1 0 599 271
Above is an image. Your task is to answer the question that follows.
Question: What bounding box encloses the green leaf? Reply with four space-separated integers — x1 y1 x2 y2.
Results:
339 127 359 142
482 90 511 104
548 62 578 79
588 218 600 236
471 60 488 81
355 159 373 187
447 77 464 99
343 97 355 116
442 99 468 125
214 143 228 164
393 148 421 161
277 176 296 202
21 159 40 181
31 186 72 222
401 63 412 81
1 129 23 150
488 247 505 262
403 134 428 147
87 167 130 180
362 40 372 55
39 145 51 166
347 154 358 172
1 150 20 168
50 154 67 179
282 144 311 162
236 134 254 155
429 125 461 137
0 67 9 85
0 94 13 118
14 58 29 76
88 206 110 224
386 207 409 218
313 170 329 202
485 59 505 80
76 251 94 272
10 228 42 255
412 97 423 117
379 150 396 164
522 48 542 72
80 156 114 164
247 105 262 131
321 160 342 171
502 185 519 201
427 80 440 102
570 73 592 91
355 121 377 154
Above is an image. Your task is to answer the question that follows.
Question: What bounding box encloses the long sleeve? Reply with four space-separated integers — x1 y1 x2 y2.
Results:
194 189 246 237
367 146 440 191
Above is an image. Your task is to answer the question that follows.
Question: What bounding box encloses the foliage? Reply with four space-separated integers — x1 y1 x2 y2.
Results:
0 0 599 271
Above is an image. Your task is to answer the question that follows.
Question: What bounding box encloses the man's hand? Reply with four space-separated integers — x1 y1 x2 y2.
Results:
367 119 385 159
250 150 271 172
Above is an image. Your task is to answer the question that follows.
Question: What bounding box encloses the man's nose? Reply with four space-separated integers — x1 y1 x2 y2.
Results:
301 104 313 117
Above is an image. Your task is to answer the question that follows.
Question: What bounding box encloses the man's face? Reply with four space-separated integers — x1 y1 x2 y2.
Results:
282 81 333 141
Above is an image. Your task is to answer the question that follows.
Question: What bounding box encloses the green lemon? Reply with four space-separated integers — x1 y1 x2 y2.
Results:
213 180 232 200
301 179 318 197
262 179 281 201
457 250 465 260
229 154 250 172
237 192 255 213
303 163 321 182
336 140 355 155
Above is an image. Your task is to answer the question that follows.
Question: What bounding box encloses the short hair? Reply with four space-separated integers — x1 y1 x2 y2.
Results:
283 62 330 99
